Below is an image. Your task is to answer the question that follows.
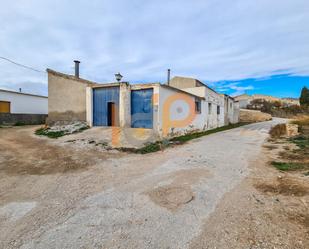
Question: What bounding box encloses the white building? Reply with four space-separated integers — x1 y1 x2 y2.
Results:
0 89 48 114
169 76 239 127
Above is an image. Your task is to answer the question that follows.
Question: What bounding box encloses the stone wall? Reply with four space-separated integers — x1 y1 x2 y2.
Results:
0 113 47 125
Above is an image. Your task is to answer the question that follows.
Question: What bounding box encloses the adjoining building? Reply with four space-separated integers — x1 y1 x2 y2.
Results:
0 89 47 125
168 76 239 127
47 62 239 141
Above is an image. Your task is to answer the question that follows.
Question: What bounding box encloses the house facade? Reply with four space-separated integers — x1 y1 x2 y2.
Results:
47 68 239 140
169 76 239 127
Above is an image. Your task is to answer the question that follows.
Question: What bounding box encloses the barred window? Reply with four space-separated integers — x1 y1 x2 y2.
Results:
195 99 201 113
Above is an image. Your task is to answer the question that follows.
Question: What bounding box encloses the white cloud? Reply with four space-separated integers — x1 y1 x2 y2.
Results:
216 82 255 96
0 0 309 95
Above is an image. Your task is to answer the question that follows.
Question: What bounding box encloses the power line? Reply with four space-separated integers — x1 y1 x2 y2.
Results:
0 56 45 73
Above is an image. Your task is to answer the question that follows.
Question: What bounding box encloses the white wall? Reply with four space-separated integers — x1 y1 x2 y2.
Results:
184 86 225 129
233 101 240 123
157 86 206 137
0 91 48 114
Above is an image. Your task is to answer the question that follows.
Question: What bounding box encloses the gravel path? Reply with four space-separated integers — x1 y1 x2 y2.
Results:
0 119 285 249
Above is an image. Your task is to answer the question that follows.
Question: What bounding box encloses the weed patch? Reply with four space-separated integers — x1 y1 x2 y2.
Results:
14 121 26 126
35 122 89 139
271 161 308 171
136 142 162 154
289 135 309 149
170 123 246 143
255 178 308 196
35 128 66 138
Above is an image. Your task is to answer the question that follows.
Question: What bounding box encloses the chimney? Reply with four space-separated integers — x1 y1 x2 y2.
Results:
74 60 80 78
167 69 171 85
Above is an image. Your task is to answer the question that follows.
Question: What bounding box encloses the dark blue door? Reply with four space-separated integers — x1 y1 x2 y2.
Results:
131 89 153 128
93 87 119 126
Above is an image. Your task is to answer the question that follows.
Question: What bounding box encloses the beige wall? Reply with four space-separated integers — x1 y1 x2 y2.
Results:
119 83 131 127
169 76 201 89
47 70 92 125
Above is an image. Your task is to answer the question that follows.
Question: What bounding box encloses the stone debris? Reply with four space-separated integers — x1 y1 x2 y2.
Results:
48 121 89 134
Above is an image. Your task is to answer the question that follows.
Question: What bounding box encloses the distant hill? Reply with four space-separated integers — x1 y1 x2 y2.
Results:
234 94 299 108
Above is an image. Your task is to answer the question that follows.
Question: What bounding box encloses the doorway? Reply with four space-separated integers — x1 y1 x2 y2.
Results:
93 87 119 126
107 102 116 126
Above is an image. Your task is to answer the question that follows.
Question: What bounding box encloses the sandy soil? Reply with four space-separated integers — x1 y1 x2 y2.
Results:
0 119 307 249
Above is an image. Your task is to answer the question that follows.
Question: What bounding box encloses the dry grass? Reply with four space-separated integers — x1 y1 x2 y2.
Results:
291 115 309 126
255 178 308 197
263 144 278 150
269 124 287 138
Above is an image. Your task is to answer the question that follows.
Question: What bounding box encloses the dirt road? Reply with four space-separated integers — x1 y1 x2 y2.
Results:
0 119 307 249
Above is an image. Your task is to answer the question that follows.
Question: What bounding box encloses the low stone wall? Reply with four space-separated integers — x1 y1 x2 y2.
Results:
0 113 47 125
286 124 299 137
239 109 272 123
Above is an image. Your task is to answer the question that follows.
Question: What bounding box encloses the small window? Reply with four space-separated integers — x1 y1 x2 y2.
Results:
230 102 233 109
208 103 212 114
217 106 220 115
0 101 10 113
195 99 201 114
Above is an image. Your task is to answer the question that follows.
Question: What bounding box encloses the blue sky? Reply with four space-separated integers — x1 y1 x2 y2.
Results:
211 75 308 98
0 0 308 98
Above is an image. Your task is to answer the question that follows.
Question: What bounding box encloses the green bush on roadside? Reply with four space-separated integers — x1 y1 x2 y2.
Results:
271 161 308 171
35 128 66 138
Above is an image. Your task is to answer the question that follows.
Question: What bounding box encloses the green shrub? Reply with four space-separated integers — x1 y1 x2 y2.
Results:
14 121 26 126
271 161 308 171
135 142 162 154
35 128 66 138
300 86 309 106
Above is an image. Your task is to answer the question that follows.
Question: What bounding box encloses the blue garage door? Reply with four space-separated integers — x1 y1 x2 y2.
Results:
93 87 119 126
131 89 153 128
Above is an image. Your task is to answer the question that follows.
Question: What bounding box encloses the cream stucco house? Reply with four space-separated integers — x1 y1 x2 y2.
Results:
47 63 239 141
